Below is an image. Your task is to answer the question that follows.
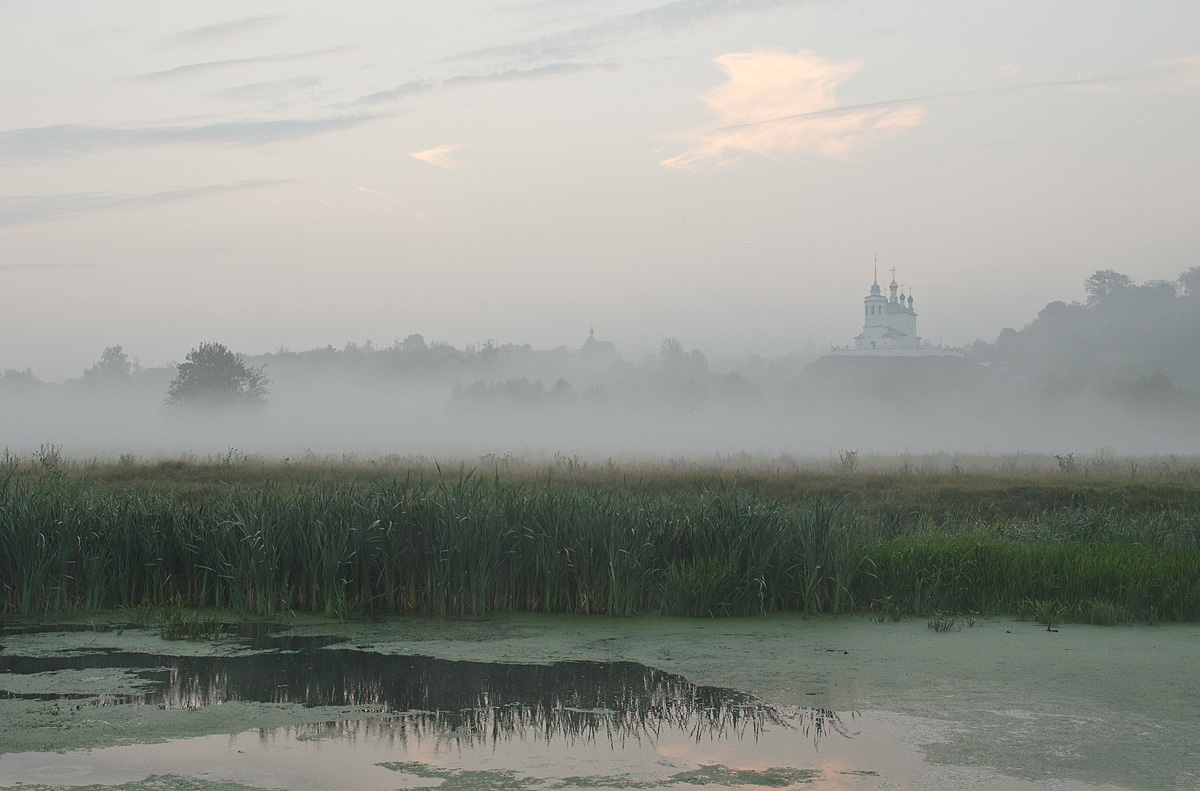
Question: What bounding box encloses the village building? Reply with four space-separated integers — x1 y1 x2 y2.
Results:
580 326 618 365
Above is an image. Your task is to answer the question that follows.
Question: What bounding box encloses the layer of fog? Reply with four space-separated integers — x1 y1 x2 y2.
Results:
4 267 1197 461
1 341 1196 463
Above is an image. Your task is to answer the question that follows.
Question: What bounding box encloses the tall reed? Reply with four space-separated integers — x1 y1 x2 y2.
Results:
2 469 1197 620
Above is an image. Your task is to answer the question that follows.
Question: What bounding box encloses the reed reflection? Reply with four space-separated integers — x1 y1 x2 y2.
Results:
0 637 846 747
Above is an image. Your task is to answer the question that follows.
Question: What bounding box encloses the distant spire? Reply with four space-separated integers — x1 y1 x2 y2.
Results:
873 255 878 285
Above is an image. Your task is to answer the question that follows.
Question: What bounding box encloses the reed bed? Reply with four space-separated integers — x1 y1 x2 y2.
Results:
2 465 1198 621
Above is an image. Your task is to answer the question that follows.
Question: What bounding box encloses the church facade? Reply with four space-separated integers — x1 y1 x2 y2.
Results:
830 267 962 357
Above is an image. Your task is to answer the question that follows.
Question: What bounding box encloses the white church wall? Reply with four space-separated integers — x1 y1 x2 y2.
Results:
836 268 961 357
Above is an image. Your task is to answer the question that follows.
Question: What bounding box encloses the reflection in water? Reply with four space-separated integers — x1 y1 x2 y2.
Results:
0 631 1117 791
0 634 846 748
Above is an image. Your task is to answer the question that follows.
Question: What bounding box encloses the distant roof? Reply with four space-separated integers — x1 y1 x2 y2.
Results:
582 328 616 356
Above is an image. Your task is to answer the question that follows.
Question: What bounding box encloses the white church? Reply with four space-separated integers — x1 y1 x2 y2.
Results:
830 266 963 357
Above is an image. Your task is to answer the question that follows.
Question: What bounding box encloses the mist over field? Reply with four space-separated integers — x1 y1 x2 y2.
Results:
3 2 1199 462
2 265 1198 461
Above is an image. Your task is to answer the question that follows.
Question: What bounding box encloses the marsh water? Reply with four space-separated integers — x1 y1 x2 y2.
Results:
0 629 854 789
0 618 1191 790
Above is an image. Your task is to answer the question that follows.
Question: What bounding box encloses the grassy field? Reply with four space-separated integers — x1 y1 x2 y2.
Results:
2 451 1198 623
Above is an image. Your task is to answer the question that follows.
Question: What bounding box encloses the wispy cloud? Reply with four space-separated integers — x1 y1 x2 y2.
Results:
1151 54 1200 91
443 61 610 88
136 46 352 81
355 186 398 202
0 181 285 229
661 49 924 170
0 115 380 161
167 16 288 46
354 80 434 107
0 262 92 273
354 185 402 213
455 0 794 62
728 57 1200 122
353 62 613 108
210 76 323 104
663 51 1200 170
410 144 465 170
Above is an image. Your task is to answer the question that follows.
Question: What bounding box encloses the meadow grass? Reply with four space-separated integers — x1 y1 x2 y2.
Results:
2 455 1198 621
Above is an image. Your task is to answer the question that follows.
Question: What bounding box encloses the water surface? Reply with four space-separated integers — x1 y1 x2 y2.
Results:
0 622 1158 790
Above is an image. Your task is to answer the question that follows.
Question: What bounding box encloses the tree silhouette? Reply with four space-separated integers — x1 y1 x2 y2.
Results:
165 342 269 410
969 267 1200 396
1083 269 1135 305
1179 266 1200 298
81 345 138 389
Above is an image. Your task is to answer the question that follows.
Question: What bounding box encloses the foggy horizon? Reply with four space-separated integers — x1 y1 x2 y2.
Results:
0 261 1178 385
3 1 1199 459
0 267 1127 383
3 1 1199 382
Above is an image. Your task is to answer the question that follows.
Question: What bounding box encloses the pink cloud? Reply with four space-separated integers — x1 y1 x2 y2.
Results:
662 49 924 170
410 144 465 170
1151 54 1200 92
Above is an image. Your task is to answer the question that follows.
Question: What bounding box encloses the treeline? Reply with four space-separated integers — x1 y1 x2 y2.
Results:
969 267 1200 403
1 343 268 411
0 333 795 415
0 334 496 397
449 339 761 412
6 267 1200 416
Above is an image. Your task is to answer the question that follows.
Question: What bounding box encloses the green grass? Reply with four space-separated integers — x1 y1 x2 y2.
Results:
2 458 1199 621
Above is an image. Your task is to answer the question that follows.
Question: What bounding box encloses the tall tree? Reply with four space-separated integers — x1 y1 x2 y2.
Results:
81 345 137 387
165 342 269 410
1083 269 1135 305
1179 266 1200 298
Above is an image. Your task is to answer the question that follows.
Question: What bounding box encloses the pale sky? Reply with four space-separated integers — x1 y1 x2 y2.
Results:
2 0 1198 380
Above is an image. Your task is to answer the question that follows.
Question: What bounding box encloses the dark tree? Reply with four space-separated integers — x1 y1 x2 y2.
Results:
969 266 1200 395
400 333 427 352
165 342 269 410
1179 266 1200 298
81 345 137 387
1083 269 1135 305
0 367 42 394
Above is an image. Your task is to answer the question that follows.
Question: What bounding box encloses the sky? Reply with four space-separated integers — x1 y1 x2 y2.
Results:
2 0 1198 380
